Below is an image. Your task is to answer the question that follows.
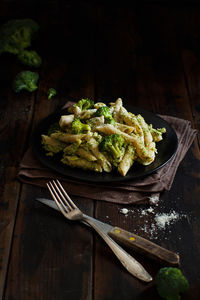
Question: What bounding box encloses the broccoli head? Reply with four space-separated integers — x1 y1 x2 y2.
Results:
99 134 125 162
68 98 94 113
0 18 39 55
13 70 39 93
95 106 115 124
77 98 94 110
48 88 57 99
71 118 91 134
155 267 189 300
17 50 42 67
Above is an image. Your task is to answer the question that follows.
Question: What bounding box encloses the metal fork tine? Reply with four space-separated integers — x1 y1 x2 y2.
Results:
47 182 69 218
52 180 73 211
56 179 77 210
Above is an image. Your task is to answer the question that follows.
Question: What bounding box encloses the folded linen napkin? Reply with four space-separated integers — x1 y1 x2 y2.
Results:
17 107 198 205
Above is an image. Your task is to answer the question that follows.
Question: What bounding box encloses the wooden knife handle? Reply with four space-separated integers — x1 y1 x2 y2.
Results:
108 227 180 266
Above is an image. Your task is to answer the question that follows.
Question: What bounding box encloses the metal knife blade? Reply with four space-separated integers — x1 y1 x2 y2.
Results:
36 197 113 232
36 198 180 266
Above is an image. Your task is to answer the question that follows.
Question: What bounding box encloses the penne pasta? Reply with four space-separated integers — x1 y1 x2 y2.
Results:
120 106 144 137
76 148 97 161
136 114 153 147
51 132 86 143
41 135 66 155
118 145 136 176
59 115 74 128
111 98 123 122
115 122 135 134
41 98 166 176
61 155 102 172
87 116 105 128
87 137 112 172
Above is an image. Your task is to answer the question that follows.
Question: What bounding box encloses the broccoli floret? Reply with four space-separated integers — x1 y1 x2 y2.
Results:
0 18 39 55
13 70 39 93
71 118 91 134
93 132 103 143
155 267 189 300
95 106 110 118
77 98 94 110
17 50 42 67
68 98 94 113
95 106 115 124
47 88 57 100
99 134 125 162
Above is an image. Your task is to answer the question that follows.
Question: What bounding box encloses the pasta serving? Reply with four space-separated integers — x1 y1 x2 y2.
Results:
41 98 166 176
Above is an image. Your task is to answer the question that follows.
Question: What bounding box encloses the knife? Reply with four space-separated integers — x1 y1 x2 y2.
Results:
36 197 180 266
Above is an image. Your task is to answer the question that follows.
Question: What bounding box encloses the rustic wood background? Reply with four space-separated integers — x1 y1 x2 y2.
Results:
0 1 200 299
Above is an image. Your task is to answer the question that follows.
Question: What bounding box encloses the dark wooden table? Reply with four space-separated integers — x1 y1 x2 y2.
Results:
0 1 200 299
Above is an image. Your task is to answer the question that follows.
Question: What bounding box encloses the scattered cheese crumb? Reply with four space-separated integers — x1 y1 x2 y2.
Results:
118 204 187 240
120 208 129 215
155 211 180 229
146 207 154 213
149 195 159 205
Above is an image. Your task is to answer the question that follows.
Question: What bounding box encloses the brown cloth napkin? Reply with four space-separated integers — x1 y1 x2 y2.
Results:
18 111 198 205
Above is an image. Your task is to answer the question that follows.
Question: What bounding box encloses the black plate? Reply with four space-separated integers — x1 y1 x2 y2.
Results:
32 105 178 183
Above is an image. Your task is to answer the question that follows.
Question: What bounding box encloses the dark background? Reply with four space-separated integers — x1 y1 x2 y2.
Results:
0 1 200 299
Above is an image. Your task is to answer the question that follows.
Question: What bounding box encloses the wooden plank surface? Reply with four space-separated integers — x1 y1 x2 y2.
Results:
0 48 36 299
0 1 200 300
1 2 96 300
93 4 200 300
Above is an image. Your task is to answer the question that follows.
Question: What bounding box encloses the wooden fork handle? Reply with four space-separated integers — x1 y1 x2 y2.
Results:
108 227 180 266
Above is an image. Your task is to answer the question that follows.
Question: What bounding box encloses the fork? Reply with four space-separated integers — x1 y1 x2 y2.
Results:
47 180 152 282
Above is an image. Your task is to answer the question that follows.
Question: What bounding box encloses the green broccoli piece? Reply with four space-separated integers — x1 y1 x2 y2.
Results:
99 134 125 162
95 106 115 124
17 50 42 67
76 98 94 110
13 70 39 93
68 98 94 113
71 118 91 134
0 18 39 55
48 88 57 100
155 267 189 300
93 132 103 143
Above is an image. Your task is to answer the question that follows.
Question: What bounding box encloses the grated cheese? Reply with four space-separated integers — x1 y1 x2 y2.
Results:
118 205 187 240
149 195 159 205
155 211 180 229
120 208 129 215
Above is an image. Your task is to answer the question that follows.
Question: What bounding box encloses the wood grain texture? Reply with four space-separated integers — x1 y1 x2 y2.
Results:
0 50 36 299
4 185 94 300
93 4 200 300
0 1 199 299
